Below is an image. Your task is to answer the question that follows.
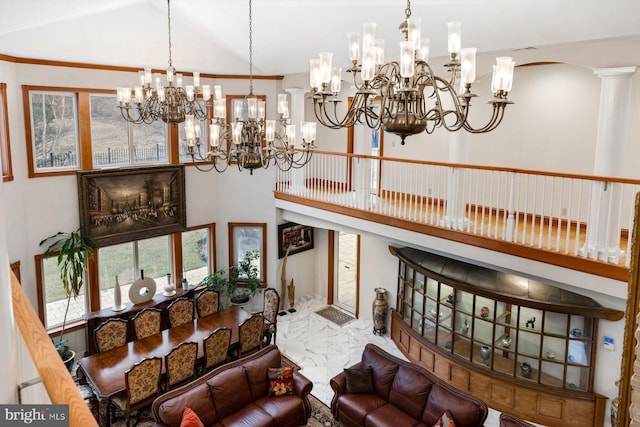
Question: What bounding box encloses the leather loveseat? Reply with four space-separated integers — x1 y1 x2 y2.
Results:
151 345 313 427
330 344 488 427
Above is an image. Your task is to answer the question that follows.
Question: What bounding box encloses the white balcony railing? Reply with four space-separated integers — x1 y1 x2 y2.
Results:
276 151 640 267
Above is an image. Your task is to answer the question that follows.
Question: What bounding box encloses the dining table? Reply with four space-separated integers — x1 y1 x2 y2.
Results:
77 305 251 427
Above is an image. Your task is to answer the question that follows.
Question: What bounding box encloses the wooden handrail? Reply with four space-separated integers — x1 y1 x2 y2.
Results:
10 270 98 427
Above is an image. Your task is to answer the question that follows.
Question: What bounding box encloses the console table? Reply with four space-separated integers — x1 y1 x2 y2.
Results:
84 286 194 355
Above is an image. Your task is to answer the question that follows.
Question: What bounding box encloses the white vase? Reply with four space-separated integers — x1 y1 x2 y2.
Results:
112 275 125 311
163 273 176 296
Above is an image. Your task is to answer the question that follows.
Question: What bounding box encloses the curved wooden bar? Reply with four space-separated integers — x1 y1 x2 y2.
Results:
391 311 606 427
10 271 98 427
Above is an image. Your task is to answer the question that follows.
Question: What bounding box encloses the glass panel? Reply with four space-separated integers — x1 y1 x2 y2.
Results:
495 301 515 327
98 242 135 307
90 94 130 167
423 316 436 342
540 361 564 387
425 277 437 298
474 342 492 368
544 311 568 335
31 91 79 171
476 296 494 321
570 315 592 340
568 340 590 366
454 312 472 337
440 283 454 306
182 228 210 285
138 235 171 294
516 356 539 382
520 307 542 332
413 291 424 313
439 304 452 329
453 335 471 360
566 365 590 391
411 310 423 335
493 347 516 376
495 323 515 351
132 119 167 164
542 336 566 361
437 326 452 351
517 330 541 357
43 256 86 328
473 318 493 345
425 298 437 321
415 271 424 293
406 266 414 285
178 115 207 162
455 290 473 314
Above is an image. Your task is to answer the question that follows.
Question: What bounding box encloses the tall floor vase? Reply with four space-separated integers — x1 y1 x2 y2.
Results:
372 287 388 335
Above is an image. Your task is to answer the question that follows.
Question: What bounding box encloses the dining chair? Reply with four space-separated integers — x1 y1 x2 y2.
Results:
262 288 280 345
131 307 161 340
164 341 198 391
202 327 231 373
195 288 219 318
110 356 162 427
167 297 194 328
235 313 264 359
94 318 128 353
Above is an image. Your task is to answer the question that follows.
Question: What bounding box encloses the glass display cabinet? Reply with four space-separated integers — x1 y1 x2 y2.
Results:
391 246 623 427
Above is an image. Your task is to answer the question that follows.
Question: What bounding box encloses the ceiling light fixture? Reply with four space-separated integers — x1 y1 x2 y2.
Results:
309 0 514 144
117 0 316 174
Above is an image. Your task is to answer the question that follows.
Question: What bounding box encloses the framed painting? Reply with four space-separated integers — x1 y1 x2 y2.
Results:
277 222 314 258
228 222 267 285
78 165 186 246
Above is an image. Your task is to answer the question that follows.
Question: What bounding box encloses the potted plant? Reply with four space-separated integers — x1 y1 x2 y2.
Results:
199 250 261 306
40 229 96 371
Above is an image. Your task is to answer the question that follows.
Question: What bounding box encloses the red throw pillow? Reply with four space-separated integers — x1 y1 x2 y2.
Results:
268 367 294 396
180 407 204 427
433 409 457 427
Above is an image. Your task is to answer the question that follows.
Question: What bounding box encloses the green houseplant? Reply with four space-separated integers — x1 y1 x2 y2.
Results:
40 229 96 370
199 250 261 306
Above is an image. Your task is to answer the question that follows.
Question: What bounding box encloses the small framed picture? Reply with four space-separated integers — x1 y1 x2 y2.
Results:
277 222 314 259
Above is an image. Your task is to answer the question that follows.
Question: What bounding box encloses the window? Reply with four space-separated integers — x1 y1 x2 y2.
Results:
27 90 79 174
228 222 267 285
178 107 208 163
97 235 170 308
182 225 215 285
0 83 13 181
36 253 87 329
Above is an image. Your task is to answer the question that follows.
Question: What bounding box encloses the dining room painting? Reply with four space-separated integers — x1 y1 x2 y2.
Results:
277 222 314 259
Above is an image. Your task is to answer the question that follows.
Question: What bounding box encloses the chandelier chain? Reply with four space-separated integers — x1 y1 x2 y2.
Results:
167 0 173 68
248 0 254 94
405 0 411 19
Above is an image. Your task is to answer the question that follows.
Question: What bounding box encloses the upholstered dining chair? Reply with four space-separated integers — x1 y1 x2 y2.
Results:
94 318 128 353
110 356 162 427
195 288 219 318
167 297 194 328
202 327 232 373
235 313 264 359
131 307 161 340
164 341 198 391
262 288 280 345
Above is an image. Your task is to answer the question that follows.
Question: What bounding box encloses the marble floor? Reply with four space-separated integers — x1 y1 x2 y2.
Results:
275 294 504 427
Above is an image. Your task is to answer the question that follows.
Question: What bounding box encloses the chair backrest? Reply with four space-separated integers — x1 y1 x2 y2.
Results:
167 298 194 328
196 289 219 318
238 313 264 356
165 341 198 389
132 308 161 340
203 327 232 370
263 288 280 325
125 356 162 408
94 318 128 353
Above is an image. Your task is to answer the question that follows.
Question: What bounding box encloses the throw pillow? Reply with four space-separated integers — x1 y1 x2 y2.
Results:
433 409 456 427
180 407 204 427
268 367 294 396
344 367 374 394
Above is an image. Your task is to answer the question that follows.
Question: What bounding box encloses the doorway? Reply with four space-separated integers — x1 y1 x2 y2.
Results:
334 231 359 315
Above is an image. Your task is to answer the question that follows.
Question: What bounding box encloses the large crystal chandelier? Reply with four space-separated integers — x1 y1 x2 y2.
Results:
117 0 316 174
309 0 515 144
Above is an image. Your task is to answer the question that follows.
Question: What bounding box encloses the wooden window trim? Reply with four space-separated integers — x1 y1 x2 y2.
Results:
0 83 13 182
228 222 267 287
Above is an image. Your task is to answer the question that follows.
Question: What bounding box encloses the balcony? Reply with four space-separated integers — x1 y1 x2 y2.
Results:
275 151 640 283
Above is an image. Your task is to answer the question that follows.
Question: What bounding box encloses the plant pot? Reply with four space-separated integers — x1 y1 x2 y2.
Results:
230 288 251 305
61 350 76 372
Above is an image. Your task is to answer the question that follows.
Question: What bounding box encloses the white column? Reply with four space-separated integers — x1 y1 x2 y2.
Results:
285 88 308 193
442 131 469 229
581 66 637 261
353 125 371 208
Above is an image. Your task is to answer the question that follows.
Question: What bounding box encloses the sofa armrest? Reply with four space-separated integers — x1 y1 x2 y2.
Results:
329 361 362 415
293 371 313 419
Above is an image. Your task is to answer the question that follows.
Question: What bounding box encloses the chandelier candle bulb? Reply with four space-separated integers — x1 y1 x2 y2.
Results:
247 97 257 119
460 48 477 84
202 85 211 101
185 85 195 101
266 120 276 142
286 125 296 147
348 32 361 62
375 40 385 65
362 22 377 48
234 100 243 121
210 124 220 148
232 122 242 146
309 59 321 89
157 87 165 102
418 38 430 62
134 87 144 103
193 72 200 88
176 73 183 88
214 99 225 120
407 18 421 50
331 67 342 92
319 52 333 84
400 41 415 78
277 94 288 116
214 85 222 99
166 66 174 82
258 100 265 120
447 21 462 56
362 46 377 81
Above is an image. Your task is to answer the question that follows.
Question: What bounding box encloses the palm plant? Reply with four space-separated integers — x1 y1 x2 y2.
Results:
40 229 96 363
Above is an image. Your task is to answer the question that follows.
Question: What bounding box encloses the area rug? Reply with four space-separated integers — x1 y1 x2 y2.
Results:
111 393 343 427
315 306 355 326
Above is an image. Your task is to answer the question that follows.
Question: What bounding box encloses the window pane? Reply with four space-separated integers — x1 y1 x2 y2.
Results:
182 228 210 285
232 225 263 281
133 120 167 164
178 118 207 163
98 242 135 307
138 235 170 295
42 256 86 328
90 94 130 167
30 91 78 171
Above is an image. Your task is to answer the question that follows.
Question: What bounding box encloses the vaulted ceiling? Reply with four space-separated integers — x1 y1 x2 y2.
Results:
1 0 640 77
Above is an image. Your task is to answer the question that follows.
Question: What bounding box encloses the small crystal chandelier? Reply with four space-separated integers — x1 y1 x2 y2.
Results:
309 0 515 145
117 0 317 174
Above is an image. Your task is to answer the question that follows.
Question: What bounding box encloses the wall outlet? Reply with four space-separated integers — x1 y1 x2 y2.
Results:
604 336 615 351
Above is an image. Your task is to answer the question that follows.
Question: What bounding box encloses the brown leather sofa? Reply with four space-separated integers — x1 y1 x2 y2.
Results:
499 413 536 427
151 345 313 427
330 344 488 427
